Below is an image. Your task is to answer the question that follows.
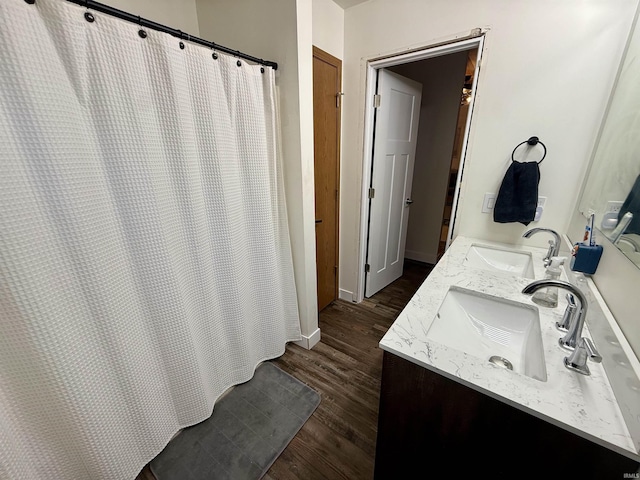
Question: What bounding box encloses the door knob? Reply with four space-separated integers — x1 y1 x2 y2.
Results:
315 219 323 224
405 199 414 206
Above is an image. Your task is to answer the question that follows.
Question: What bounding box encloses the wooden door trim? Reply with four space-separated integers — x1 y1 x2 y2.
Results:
313 46 342 302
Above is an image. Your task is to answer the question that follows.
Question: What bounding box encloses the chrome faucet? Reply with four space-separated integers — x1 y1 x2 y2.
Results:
608 212 633 244
522 279 587 350
564 337 602 375
556 293 577 332
522 228 561 266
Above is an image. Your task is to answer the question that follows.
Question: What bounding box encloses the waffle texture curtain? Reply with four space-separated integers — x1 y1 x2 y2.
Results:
0 1 301 478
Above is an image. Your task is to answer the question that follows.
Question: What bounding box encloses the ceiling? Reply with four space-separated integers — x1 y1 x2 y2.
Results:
332 0 370 9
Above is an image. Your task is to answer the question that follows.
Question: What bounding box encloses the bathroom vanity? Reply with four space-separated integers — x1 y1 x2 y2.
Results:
375 237 640 478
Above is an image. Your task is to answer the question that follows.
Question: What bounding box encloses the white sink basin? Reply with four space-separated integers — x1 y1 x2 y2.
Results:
427 287 547 381
617 235 640 253
464 244 535 279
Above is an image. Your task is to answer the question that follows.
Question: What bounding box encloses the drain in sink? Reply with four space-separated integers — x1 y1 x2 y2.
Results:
488 355 513 370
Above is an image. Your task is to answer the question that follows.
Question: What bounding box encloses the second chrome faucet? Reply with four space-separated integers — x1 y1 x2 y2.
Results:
523 228 561 266
522 279 601 375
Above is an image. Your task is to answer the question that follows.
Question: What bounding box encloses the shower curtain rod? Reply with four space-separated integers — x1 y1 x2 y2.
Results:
63 0 279 70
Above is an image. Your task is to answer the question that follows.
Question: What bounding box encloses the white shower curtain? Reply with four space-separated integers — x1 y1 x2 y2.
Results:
0 1 301 478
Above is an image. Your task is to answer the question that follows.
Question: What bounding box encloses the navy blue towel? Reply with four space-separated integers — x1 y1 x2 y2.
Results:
493 161 540 225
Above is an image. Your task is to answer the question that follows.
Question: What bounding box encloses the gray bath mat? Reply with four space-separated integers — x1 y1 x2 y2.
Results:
149 362 320 480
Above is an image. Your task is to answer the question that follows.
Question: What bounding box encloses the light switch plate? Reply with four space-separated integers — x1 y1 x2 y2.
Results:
482 193 496 213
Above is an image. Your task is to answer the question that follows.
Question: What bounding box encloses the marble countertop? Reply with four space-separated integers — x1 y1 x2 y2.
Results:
379 236 638 460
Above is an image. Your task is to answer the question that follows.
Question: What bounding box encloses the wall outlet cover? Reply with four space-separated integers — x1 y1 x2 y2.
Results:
534 206 543 222
605 201 624 214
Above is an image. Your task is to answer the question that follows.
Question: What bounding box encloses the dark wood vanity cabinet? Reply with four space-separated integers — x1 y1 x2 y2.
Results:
374 351 639 479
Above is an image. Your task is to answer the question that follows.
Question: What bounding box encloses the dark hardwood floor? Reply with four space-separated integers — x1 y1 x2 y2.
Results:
137 260 432 480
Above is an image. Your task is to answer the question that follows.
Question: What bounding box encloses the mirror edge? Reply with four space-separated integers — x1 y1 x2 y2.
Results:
575 5 640 223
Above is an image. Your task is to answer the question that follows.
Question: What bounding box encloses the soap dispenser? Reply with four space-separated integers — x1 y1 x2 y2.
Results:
532 256 566 308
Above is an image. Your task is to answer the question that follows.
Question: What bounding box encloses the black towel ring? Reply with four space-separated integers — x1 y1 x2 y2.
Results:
511 136 547 164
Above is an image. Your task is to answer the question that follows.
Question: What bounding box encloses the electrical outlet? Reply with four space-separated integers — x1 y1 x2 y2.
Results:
605 201 624 214
482 193 496 213
534 206 543 222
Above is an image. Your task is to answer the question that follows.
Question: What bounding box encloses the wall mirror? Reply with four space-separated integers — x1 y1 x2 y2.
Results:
579 13 640 270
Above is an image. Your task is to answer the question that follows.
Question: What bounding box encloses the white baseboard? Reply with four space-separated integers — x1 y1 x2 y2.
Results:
292 328 321 350
338 288 356 302
405 249 438 265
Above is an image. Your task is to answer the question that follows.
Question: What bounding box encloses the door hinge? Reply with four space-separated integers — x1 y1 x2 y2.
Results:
368 187 375 199
336 92 344 108
365 263 370 273
373 94 381 108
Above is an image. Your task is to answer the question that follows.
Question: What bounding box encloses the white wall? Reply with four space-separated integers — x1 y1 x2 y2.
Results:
100 0 200 35
340 0 638 296
196 0 319 345
389 52 468 264
312 0 344 59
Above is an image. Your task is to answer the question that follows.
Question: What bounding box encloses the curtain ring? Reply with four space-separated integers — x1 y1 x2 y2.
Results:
212 44 218 60
511 137 547 164
137 16 147 38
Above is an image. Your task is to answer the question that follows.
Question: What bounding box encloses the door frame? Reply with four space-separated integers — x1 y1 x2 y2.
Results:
313 46 342 307
356 34 485 303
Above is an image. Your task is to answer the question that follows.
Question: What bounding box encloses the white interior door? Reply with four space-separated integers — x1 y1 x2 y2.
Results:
365 70 422 297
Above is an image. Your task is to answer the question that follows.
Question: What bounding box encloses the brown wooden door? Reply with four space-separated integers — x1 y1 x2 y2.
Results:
313 47 341 311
